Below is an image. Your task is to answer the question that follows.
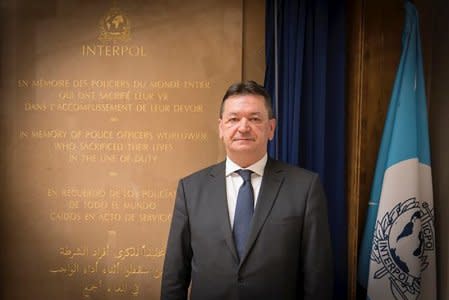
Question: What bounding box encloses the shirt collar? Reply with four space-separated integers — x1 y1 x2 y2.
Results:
225 153 268 177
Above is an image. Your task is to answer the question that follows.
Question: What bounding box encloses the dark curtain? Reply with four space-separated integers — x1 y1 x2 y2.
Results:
264 0 347 299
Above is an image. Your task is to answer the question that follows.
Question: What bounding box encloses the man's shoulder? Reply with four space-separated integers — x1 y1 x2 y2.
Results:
180 160 225 183
267 158 317 179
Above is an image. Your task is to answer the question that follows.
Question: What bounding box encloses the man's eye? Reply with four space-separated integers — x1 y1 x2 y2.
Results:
250 117 261 123
227 118 238 123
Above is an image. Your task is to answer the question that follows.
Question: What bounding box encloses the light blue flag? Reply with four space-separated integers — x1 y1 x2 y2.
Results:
357 2 436 299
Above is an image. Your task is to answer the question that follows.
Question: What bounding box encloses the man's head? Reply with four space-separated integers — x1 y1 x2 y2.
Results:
219 81 274 119
219 81 276 167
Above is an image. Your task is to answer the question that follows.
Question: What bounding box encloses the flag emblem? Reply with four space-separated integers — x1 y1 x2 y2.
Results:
370 197 434 299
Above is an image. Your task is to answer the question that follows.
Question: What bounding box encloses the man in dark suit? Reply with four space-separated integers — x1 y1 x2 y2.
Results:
161 81 333 300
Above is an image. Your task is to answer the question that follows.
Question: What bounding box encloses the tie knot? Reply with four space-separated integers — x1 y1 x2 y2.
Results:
236 169 252 182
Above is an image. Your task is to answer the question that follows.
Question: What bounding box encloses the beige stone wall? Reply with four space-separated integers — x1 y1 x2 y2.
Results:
243 0 266 84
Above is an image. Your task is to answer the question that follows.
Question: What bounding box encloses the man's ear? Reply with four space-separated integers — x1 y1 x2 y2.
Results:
268 118 276 140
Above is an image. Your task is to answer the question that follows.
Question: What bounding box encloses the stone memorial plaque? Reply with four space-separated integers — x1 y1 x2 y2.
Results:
0 0 241 299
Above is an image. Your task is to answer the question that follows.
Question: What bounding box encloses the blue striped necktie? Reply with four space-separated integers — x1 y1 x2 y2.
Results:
233 169 254 260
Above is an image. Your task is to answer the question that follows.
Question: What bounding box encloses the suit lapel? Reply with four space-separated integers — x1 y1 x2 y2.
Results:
208 161 239 263
239 159 284 266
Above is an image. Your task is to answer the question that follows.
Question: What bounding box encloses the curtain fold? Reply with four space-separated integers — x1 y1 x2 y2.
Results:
264 1 347 299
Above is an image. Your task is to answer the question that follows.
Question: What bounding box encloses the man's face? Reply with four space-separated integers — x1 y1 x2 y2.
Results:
219 94 276 163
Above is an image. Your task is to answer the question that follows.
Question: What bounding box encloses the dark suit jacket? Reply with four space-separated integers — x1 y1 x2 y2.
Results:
161 158 333 300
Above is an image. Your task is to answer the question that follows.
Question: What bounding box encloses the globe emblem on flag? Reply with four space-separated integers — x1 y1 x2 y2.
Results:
388 210 424 278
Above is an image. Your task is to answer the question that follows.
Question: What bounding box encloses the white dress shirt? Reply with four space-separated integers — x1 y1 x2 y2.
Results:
225 154 268 229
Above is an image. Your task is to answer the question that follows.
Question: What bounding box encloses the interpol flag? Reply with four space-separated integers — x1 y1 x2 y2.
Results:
357 2 436 300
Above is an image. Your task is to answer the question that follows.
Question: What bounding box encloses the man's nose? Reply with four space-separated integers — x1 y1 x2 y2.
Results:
237 118 250 132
